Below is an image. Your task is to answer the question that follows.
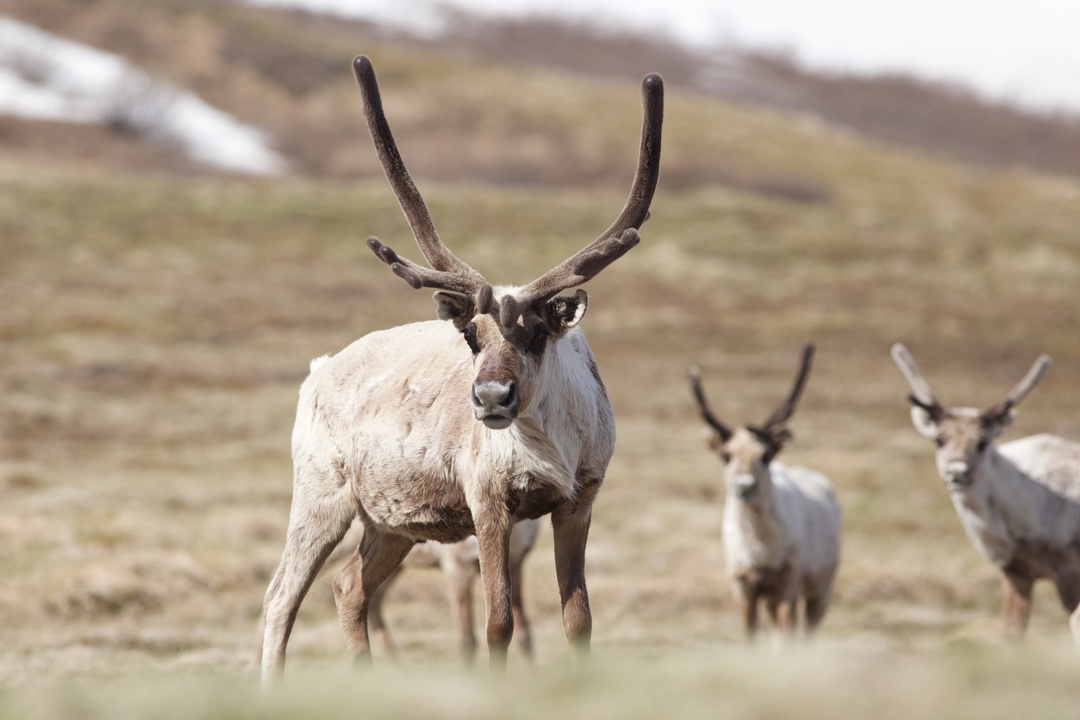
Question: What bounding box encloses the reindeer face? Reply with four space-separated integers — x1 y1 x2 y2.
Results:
435 288 588 429
714 428 780 505
910 406 1009 492
891 343 1049 494
689 344 814 505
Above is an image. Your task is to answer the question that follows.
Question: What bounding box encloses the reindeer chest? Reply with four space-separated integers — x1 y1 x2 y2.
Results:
508 475 597 521
952 493 1017 567
722 503 793 573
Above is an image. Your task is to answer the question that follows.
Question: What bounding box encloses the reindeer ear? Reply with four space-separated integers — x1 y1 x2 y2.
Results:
769 427 793 450
910 405 939 439
433 291 474 330
703 427 724 452
545 289 589 334
982 408 1017 437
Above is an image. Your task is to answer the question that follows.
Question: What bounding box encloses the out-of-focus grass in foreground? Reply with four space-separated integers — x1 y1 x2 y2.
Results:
2 647 1079 720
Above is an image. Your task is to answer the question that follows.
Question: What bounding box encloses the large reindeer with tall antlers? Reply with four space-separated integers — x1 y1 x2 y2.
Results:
891 344 1080 644
688 344 842 640
259 56 662 683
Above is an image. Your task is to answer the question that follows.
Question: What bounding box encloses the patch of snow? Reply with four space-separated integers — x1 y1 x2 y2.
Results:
0 15 286 175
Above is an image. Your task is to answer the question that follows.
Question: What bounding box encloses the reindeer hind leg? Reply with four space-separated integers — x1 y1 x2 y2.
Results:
333 526 415 665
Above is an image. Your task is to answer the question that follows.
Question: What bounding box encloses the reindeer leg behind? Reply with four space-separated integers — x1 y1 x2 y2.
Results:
1050 560 1080 645
367 565 403 661
766 595 798 638
510 557 533 661
333 526 415 665
803 569 836 637
439 545 480 665
803 589 831 636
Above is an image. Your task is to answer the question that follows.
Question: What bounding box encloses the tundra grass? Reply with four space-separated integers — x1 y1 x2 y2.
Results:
2 65 1080 712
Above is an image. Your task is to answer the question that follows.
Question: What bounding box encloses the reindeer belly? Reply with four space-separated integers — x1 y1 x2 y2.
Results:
354 472 475 544
737 561 795 600
1005 539 1065 580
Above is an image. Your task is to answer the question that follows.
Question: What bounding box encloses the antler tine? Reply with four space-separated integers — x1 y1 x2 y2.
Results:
515 73 663 307
687 366 733 441
983 354 1051 419
352 56 486 287
761 343 816 431
367 237 485 297
890 343 943 411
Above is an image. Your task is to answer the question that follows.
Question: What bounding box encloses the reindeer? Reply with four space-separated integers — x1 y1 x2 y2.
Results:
891 344 1080 644
259 56 663 683
688 344 841 640
255 519 539 666
364 518 542 663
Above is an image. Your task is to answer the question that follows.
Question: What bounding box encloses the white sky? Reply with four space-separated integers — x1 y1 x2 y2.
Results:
249 0 1080 113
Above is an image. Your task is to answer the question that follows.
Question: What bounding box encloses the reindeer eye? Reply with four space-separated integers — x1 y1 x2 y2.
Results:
462 323 481 355
934 437 945 448
526 325 549 356
976 438 989 452
719 451 731 464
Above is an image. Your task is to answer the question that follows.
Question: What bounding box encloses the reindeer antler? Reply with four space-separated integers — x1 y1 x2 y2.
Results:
759 343 816 433
687 366 733 441
890 343 945 418
355 57 663 328
982 354 1051 421
514 73 664 308
353 55 490 301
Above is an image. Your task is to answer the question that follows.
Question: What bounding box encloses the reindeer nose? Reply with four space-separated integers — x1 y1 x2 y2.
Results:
944 461 971 489
472 380 519 428
734 474 758 500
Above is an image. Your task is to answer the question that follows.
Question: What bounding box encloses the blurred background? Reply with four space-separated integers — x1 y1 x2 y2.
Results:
2 0 1080 715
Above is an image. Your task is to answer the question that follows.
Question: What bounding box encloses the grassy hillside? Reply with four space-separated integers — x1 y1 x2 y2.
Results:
2 6 1080 717
5 0 1080 184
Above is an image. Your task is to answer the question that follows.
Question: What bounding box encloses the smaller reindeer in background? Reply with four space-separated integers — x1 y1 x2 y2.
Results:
688 344 841 641
891 344 1080 644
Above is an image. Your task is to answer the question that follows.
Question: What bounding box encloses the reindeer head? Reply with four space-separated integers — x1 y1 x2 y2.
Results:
688 344 815 506
890 344 1051 492
352 56 663 429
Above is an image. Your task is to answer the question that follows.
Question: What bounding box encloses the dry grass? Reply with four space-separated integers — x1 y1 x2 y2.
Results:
2 10 1080 717
3 647 1080 720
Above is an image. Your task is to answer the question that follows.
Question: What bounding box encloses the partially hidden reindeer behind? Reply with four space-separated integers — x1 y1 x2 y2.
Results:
261 518 540 666
259 56 663 684
891 344 1080 644
688 344 841 640
363 519 542 664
